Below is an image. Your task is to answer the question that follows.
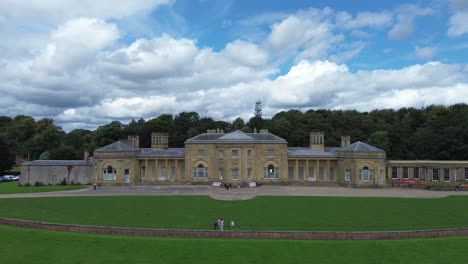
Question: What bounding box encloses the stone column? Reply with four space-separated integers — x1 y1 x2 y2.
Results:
295 159 299 182
145 159 149 183
316 160 320 182
165 159 168 180
174 159 179 181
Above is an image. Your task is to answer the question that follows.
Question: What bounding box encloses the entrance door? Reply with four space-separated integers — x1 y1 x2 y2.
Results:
124 169 130 183
268 165 275 179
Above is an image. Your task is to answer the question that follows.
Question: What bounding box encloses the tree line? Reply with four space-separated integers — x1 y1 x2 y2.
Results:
1 104 468 171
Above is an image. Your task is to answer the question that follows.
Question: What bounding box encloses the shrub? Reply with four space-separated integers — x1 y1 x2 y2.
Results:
59 178 67 186
34 181 45 186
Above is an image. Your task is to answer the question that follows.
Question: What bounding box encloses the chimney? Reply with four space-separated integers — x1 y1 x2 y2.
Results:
253 128 257 133
310 132 324 151
127 135 140 148
83 150 89 160
259 129 269 133
151 133 169 150
341 136 351 148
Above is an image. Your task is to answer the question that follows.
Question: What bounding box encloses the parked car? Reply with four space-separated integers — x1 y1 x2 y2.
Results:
12 175 20 181
0 176 7 182
2 175 15 182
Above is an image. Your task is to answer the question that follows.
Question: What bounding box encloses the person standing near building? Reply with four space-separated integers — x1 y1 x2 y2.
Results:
220 219 224 231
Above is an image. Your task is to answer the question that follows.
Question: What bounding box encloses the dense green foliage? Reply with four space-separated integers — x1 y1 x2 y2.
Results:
0 182 86 194
1 225 467 264
2 104 468 169
1 196 468 231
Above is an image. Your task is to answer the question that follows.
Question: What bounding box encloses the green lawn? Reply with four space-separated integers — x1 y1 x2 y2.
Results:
1 195 468 231
1 224 467 264
0 181 87 194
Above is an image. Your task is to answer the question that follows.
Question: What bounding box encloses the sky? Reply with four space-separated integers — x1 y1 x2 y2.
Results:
1 0 468 131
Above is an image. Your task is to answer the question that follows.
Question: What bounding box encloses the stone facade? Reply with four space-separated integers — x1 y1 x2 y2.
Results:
21 130 468 186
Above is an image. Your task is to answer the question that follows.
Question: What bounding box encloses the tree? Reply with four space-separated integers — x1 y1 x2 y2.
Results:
31 118 65 159
94 121 123 147
366 131 391 154
0 137 14 171
232 117 245 131
6 115 36 157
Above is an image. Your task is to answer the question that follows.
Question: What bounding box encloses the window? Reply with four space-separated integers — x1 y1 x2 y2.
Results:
403 167 408 179
247 168 252 179
103 166 116 181
181 166 186 179
231 168 239 180
298 167 304 181
267 149 274 158
380 169 384 182
171 166 176 179
308 167 315 181
319 167 324 181
288 167 294 181
152 166 156 181
361 167 370 182
444 168 450 182
124 169 130 183
265 165 277 179
218 168 224 180
198 149 204 158
218 149 224 159
392 167 398 179
160 166 166 180
232 149 238 158
432 168 439 181
329 167 335 182
193 164 208 179
247 149 252 159
465 168 468 181
345 170 351 182
413 168 420 179
141 166 146 181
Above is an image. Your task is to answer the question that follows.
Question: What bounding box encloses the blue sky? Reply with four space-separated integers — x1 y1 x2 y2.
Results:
0 0 467 131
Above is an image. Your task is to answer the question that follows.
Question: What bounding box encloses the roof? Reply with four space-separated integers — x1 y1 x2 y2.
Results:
22 159 95 166
94 141 138 152
339 141 384 152
287 147 337 158
186 130 287 144
138 148 185 158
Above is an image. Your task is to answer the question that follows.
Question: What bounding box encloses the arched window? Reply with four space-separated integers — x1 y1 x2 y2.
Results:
103 166 116 181
361 166 370 182
265 164 277 179
193 164 208 179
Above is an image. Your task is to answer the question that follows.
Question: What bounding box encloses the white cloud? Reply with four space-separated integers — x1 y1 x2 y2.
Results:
414 46 437 59
99 35 275 95
266 8 341 61
388 4 432 40
336 11 393 30
257 60 467 113
222 40 269 67
36 18 119 71
448 11 468 36
0 0 173 23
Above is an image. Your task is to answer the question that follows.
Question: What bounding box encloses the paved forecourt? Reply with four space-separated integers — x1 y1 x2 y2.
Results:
0 185 467 200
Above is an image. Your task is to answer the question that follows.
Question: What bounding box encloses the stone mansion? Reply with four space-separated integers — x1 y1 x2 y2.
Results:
21 129 468 186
